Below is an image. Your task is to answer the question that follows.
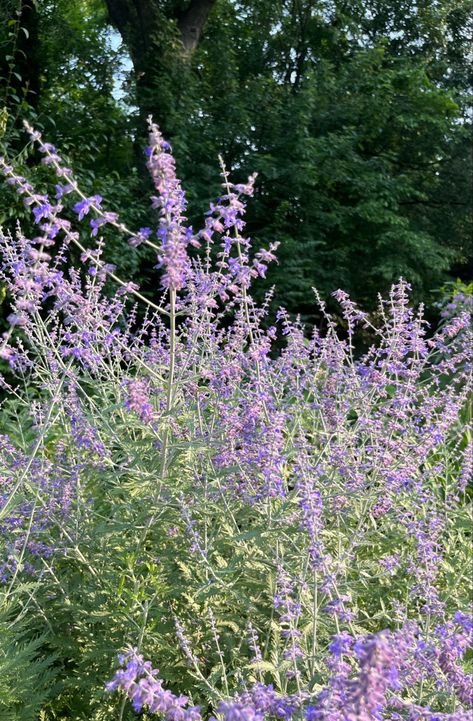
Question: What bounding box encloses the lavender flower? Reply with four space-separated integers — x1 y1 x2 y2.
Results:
124 377 157 423
73 195 103 220
106 648 202 718
146 118 192 291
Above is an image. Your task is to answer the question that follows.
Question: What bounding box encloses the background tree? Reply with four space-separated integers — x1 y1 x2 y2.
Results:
0 0 40 116
104 0 216 138
1 0 471 322
161 0 472 315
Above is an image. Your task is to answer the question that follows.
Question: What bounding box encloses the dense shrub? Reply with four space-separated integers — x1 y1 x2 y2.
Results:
0 122 471 720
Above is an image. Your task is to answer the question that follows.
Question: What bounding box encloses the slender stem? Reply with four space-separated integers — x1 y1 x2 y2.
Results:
159 288 176 482
310 570 318 683
166 289 177 414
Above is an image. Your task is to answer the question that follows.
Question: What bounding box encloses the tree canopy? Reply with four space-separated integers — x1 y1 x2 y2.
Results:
1 0 471 320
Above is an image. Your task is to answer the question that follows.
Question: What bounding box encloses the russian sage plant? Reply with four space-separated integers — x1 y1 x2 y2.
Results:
0 120 471 720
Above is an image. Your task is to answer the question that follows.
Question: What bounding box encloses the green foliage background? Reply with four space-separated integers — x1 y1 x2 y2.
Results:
0 0 472 316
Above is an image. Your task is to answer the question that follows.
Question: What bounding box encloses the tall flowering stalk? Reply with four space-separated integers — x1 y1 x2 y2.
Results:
145 118 194 293
143 119 188 495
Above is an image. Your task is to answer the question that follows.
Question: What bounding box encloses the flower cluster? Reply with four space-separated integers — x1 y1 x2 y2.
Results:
108 619 473 721
106 649 202 718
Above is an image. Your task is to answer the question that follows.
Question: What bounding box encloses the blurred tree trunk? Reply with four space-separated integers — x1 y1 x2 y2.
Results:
104 0 216 137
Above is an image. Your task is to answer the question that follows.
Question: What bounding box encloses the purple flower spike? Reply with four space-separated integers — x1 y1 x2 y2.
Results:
146 117 191 291
106 649 202 721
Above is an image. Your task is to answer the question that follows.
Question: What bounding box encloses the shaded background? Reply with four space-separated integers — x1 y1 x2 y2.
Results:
1 0 472 323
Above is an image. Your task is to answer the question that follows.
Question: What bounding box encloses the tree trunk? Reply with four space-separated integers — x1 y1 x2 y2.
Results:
176 0 216 52
104 0 216 136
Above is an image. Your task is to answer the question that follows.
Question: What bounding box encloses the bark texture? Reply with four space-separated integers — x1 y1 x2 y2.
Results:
104 0 217 54
104 0 216 137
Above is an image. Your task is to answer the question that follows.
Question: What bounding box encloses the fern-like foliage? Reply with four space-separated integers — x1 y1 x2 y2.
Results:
0 586 58 720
